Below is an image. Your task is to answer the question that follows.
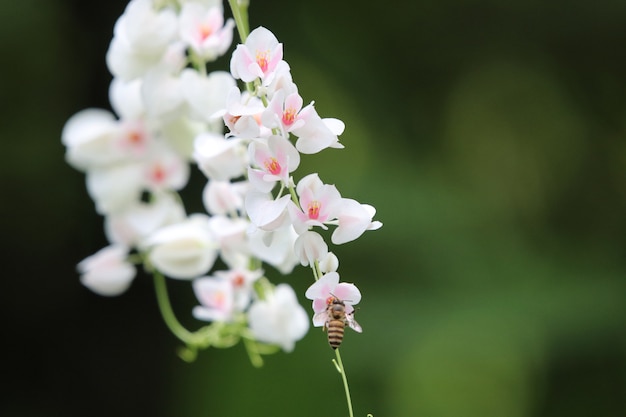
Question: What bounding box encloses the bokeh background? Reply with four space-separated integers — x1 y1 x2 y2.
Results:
2 0 626 416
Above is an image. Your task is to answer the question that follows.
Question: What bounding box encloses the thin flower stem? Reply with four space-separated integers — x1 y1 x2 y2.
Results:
334 348 355 417
312 260 322 281
153 271 197 345
288 184 300 208
227 0 249 43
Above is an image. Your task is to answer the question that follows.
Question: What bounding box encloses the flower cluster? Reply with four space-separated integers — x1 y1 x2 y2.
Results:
63 0 381 361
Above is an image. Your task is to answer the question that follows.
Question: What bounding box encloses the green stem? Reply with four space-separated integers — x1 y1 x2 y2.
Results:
153 271 197 345
334 349 355 417
288 184 300 208
228 0 250 43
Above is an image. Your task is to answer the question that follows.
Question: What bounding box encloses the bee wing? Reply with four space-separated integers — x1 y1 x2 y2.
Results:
346 313 362 333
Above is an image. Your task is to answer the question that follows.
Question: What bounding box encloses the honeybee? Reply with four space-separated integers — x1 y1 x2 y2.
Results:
315 296 362 349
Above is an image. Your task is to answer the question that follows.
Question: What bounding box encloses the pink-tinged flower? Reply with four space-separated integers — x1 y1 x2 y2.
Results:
261 60 296 100
245 192 291 231
213 268 263 311
142 214 218 279
202 179 248 216
331 199 383 245
117 119 150 157
261 90 306 133
248 135 300 192
142 142 190 192
293 231 328 267
288 173 342 233
304 272 361 327
193 133 247 181
192 277 235 322
222 87 267 139
248 284 309 352
291 105 345 154
77 245 136 296
179 2 234 61
230 26 283 83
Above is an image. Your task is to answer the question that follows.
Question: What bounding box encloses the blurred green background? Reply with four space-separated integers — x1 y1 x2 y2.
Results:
2 0 626 416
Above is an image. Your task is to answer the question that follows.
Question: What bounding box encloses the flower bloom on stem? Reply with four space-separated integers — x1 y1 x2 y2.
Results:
305 272 361 327
230 26 284 84
248 284 309 352
77 244 136 296
178 2 234 61
142 214 218 279
248 134 300 192
288 173 342 233
106 0 178 81
63 1 382 364
293 230 328 267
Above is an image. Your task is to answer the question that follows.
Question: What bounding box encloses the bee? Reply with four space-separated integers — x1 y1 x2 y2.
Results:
315 296 362 349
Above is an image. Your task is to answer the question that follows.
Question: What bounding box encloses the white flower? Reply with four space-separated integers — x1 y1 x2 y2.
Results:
140 141 190 192
222 87 269 139
245 192 291 231
77 245 136 296
230 26 283 84
202 179 248 216
61 109 123 171
179 2 234 61
106 0 179 81
247 134 300 192
104 191 186 247
180 69 235 124
248 284 309 352
192 277 235 322
332 199 382 245
208 215 250 268
109 77 144 121
293 231 328 267
291 106 344 154
261 89 306 133
305 272 361 327
214 268 263 311
248 225 299 274
193 133 247 181
85 163 145 215
143 214 217 279
288 173 342 233
318 252 339 273
141 68 186 121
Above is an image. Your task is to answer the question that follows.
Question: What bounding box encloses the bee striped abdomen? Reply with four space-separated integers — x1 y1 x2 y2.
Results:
327 319 345 349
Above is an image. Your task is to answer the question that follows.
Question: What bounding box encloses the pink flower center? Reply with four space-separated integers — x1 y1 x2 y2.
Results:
282 107 296 126
232 274 245 288
255 50 269 73
326 296 335 305
199 24 214 41
307 200 321 220
213 291 226 308
150 163 166 184
264 157 281 175
125 128 145 148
